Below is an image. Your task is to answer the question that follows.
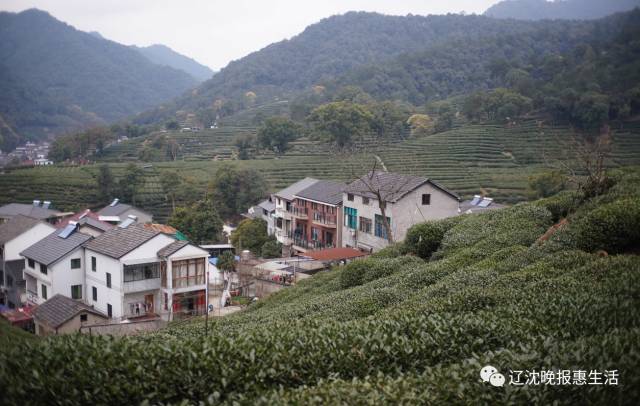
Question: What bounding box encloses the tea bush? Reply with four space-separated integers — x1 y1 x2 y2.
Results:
404 216 461 259
1 171 639 405
575 197 640 254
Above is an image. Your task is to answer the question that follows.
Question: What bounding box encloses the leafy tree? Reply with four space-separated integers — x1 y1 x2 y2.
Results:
160 171 182 213
261 237 282 259
96 164 115 204
257 117 301 155
573 92 610 129
231 218 269 254
307 101 373 147
407 114 434 137
119 164 144 205
217 250 237 272
368 101 411 138
233 134 255 160
165 120 179 130
208 165 268 221
168 199 223 244
433 102 455 133
528 171 567 198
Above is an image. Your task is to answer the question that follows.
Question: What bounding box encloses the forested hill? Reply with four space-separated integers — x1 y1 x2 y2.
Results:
133 10 638 127
330 9 640 105
0 9 197 151
132 44 215 82
484 0 640 20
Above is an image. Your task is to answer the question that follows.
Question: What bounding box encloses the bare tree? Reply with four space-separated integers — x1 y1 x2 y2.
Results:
336 140 421 244
542 124 613 202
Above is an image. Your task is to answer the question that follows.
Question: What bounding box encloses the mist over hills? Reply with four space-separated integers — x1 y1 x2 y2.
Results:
484 0 640 20
0 9 197 150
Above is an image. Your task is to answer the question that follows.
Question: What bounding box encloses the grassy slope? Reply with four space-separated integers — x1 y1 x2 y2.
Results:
1 120 639 222
1 169 639 404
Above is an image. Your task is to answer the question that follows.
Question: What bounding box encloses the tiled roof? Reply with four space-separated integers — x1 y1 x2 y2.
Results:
83 223 160 259
295 180 345 206
33 294 106 329
144 223 177 234
157 240 189 258
258 199 275 212
20 229 92 266
98 202 151 217
0 203 61 220
57 209 114 233
274 178 319 201
0 215 41 245
305 247 367 262
345 171 460 203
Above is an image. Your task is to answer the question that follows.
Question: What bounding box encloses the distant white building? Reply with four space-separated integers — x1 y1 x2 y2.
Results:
272 178 319 246
245 198 276 235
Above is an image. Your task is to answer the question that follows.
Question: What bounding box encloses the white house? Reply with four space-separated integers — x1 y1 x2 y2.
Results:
21 224 93 306
97 199 153 225
272 178 319 246
0 215 56 308
342 171 460 252
82 223 209 321
245 199 276 235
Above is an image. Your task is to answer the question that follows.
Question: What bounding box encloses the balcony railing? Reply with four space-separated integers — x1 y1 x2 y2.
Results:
312 213 337 226
292 237 335 250
291 206 308 218
123 277 161 293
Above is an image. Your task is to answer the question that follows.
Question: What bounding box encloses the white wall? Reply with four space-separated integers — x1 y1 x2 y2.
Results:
85 249 123 318
49 248 85 300
342 183 459 251
5 223 55 260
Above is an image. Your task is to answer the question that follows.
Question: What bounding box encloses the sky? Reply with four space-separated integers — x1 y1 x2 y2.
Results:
1 0 499 71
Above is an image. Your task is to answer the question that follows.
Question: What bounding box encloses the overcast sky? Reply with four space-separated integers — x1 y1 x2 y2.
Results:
1 0 499 70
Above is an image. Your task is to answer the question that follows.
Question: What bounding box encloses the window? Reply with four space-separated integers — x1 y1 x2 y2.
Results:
362 196 370 205
106 273 112 288
6 275 13 287
375 214 392 240
344 207 357 229
422 194 431 205
107 303 112 318
347 193 354 201
92 286 97 301
171 258 206 288
123 263 160 282
91 256 96 272
28 258 35 269
40 264 47 275
80 314 87 322
311 227 319 241
311 202 318 210
71 285 82 299
41 284 47 300
71 258 81 269
359 217 372 234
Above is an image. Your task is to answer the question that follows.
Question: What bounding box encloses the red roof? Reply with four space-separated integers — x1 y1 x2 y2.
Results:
0 305 37 325
305 247 367 262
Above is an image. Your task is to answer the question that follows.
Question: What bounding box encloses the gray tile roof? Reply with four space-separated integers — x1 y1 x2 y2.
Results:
98 202 151 217
345 171 459 203
20 229 92 266
274 177 319 201
295 180 345 206
81 217 114 232
157 240 189 258
460 200 507 213
0 203 61 220
0 215 41 245
83 223 160 259
33 294 107 329
258 199 275 212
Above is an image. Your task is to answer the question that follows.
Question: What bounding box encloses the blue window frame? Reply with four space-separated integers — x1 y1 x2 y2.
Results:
375 214 391 239
344 207 357 229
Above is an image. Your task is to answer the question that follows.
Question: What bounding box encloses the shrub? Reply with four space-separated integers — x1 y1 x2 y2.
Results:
535 190 577 222
339 257 422 289
371 242 407 258
575 197 640 254
405 217 461 259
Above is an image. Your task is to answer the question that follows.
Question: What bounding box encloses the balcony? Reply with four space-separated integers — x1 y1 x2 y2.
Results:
291 206 308 219
311 213 337 227
292 237 335 251
123 277 161 293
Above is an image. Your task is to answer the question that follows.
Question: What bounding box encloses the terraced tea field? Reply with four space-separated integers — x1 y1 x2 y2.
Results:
1 121 639 221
